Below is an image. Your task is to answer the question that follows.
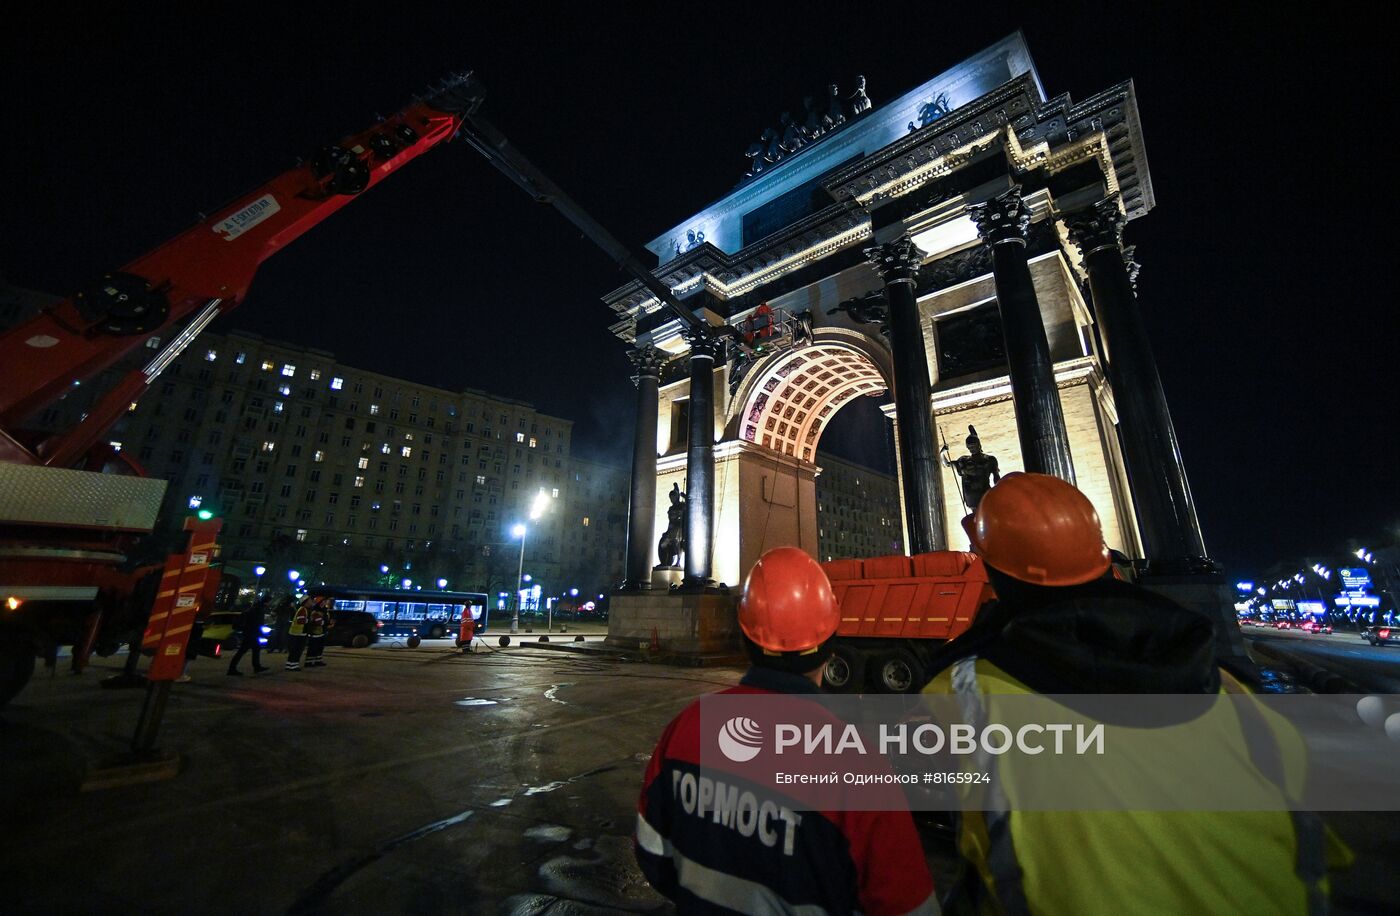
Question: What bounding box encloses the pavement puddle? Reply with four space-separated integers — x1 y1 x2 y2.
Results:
491 798 514 807
503 834 670 914
544 683 570 705
455 697 499 707
523 780 568 796
523 824 573 843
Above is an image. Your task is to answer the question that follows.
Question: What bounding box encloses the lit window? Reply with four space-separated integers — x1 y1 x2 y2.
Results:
295 529 308 542
281 364 296 377
358 457 369 469
278 384 291 396
582 517 590 527
354 476 365 488
309 369 321 380
330 377 344 390
273 402 284 414
313 450 325 462
259 360 275 371
204 349 217 362
476 475 486 485
261 441 276 452
516 432 525 443
401 446 412 458
529 437 537 448
381 443 391 455
109 440 123 451
236 352 247 365
188 495 203 509
552 488 560 498
370 404 380 415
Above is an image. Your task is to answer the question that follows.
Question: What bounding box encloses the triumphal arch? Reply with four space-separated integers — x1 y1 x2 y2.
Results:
605 33 1228 654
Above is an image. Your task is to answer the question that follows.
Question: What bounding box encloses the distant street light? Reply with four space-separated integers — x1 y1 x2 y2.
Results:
254 565 266 596
402 578 412 589
288 569 300 582
512 523 528 634
511 491 556 635
437 578 448 589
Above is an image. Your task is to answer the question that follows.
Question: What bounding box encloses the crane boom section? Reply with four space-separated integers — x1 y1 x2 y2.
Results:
0 79 477 452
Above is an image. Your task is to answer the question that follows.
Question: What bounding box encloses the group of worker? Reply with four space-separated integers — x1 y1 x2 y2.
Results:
280 595 333 672
635 472 1352 915
208 593 334 675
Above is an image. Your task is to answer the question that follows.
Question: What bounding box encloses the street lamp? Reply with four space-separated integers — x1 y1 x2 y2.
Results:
437 578 448 589
254 565 266 597
288 569 300 583
512 523 528 634
511 490 555 635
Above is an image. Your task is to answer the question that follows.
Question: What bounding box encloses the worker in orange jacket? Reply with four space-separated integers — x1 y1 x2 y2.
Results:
636 547 937 915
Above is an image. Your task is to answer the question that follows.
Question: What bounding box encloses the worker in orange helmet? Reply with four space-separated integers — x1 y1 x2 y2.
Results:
922 473 1350 914
635 546 937 915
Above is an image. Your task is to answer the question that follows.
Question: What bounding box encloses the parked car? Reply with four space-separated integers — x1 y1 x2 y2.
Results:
1362 626 1399 647
329 609 380 648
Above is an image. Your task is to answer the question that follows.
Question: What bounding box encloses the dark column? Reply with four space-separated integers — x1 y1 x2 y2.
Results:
682 331 722 589
621 346 665 590
969 186 1076 483
866 235 946 553
1064 198 1208 568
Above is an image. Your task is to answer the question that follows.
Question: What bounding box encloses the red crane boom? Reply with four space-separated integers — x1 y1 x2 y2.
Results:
0 74 483 469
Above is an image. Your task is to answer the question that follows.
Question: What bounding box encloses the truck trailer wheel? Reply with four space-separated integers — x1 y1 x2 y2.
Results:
0 635 36 707
873 648 925 694
823 644 867 693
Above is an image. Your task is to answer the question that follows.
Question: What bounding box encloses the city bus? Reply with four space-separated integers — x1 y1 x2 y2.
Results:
307 586 490 639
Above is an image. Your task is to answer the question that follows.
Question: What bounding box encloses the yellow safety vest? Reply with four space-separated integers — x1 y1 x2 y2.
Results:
923 657 1352 916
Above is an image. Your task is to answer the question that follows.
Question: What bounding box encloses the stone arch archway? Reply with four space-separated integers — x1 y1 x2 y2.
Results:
665 330 900 584
727 331 893 463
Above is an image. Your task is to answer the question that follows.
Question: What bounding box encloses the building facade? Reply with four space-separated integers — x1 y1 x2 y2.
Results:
0 283 629 603
815 452 903 561
560 457 630 599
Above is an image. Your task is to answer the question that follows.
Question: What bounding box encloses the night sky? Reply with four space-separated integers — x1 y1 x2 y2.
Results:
2 5 1393 574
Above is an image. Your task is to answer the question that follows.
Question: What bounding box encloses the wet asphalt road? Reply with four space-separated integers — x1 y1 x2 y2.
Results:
1246 628 1400 693
5 636 1397 915
3 639 737 914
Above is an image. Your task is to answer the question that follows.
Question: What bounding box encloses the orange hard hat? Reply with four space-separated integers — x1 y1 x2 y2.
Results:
969 472 1111 586
738 547 840 653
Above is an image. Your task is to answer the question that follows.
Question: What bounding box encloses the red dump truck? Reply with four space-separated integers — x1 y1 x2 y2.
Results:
820 551 995 693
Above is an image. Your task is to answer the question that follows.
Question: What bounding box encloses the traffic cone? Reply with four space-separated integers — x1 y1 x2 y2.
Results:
649 626 661 653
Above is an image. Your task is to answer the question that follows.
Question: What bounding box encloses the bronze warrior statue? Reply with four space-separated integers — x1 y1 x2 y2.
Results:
942 425 1000 511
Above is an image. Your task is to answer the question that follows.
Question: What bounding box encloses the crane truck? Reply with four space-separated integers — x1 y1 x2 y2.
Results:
0 75 493 704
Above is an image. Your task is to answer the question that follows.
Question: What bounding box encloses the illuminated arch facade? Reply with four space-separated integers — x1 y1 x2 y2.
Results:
603 33 1224 656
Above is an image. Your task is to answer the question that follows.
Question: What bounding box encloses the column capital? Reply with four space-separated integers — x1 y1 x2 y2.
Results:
1062 197 1126 258
968 185 1032 247
685 328 725 361
864 234 925 285
628 345 666 381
